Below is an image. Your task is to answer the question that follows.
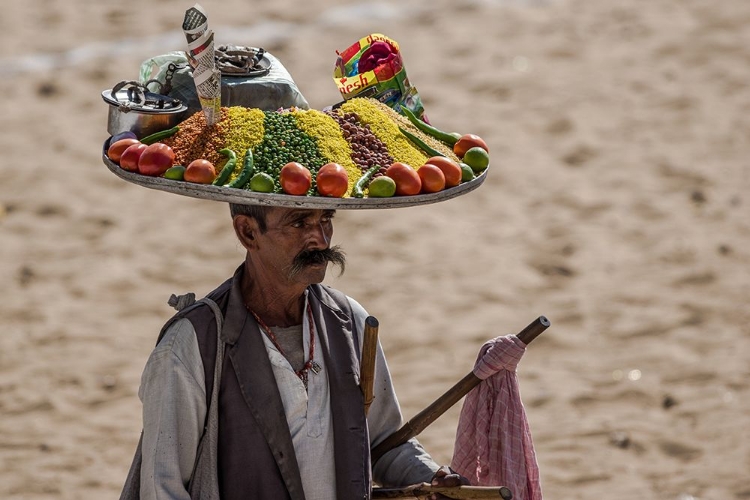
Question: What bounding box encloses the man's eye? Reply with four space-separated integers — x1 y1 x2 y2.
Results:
291 221 305 228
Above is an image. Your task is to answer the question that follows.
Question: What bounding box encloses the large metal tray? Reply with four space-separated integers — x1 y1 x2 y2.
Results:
102 146 487 210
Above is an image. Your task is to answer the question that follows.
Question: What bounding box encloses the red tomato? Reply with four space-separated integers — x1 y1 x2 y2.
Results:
184 159 216 184
385 162 421 196
107 138 140 164
453 134 489 158
424 156 462 188
119 143 148 172
316 163 349 198
280 162 312 195
417 164 446 193
138 143 176 177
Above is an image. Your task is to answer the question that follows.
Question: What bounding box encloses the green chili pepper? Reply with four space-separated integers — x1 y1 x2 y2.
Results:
228 148 254 189
140 126 180 145
352 165 380 198
401 107 458 146
212 149 237 186
398 126 446 159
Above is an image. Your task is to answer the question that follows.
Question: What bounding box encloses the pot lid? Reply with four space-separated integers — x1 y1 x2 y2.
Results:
101 81 187 114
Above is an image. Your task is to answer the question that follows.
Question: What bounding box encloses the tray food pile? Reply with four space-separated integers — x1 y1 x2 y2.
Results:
104 97 490 201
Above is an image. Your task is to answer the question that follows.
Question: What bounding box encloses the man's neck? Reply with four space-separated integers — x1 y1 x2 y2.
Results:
241 263 307 327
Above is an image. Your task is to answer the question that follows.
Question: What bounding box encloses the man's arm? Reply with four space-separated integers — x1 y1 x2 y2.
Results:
139 318 207 500
368 344 441 487
346 298 441 487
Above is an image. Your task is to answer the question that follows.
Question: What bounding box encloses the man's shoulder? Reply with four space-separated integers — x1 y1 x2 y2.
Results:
310 284 368 324
151 317 201 363
203 275 234 305
310 282 347 302
345 295 368 324
156 276 234 345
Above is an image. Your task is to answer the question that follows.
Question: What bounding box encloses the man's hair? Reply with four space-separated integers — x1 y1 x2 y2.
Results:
229 204 270 233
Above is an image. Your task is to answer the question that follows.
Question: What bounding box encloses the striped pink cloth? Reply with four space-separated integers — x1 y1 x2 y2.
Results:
451 335 542 500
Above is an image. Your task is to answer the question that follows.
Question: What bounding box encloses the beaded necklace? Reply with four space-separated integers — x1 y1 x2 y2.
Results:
249 304 321 390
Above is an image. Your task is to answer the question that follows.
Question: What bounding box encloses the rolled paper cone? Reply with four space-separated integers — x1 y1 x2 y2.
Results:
193 62 221 125
187 27 214 70
182 4 208 42
182 4 221 125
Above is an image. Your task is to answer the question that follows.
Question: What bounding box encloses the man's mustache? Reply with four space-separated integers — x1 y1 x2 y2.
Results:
289 245 346 278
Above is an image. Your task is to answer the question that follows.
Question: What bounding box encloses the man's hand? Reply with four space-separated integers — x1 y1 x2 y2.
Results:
428 465 471 500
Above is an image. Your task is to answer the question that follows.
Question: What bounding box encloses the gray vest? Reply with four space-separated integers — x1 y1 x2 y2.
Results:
182 270 371 500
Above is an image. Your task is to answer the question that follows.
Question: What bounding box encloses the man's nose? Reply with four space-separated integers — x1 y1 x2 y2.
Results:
307 221 330 248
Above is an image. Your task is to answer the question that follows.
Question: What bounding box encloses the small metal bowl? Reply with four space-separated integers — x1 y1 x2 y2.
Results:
102 81 189 138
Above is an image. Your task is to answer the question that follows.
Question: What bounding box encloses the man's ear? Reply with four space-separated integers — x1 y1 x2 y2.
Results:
233 215 260 251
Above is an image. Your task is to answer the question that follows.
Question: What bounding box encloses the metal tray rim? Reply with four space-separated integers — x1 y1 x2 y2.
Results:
102 146 487 210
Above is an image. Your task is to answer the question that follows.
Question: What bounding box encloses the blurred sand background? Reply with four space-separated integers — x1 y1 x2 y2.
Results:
1 0 749 498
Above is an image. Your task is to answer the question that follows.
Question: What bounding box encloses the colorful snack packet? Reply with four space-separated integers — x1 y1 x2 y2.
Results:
333 34 427 121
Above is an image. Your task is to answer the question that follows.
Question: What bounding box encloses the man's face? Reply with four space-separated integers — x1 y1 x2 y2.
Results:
252 207 341 287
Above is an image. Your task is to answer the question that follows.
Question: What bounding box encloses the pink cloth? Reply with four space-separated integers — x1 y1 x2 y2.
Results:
451 335 543 500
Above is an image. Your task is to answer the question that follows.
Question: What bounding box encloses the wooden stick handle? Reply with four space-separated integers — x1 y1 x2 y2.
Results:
372 482 514 499
371 316 550 463
361 316 379 416
517 315 550 345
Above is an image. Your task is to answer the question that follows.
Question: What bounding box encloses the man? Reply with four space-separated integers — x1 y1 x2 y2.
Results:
135 203 467 499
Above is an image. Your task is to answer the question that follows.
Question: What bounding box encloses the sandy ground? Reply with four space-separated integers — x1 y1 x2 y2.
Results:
1 0 749 498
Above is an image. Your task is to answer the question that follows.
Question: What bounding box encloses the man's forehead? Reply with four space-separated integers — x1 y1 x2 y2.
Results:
273 207 336 222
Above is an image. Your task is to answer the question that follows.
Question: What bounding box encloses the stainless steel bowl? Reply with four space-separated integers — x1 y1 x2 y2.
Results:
102 81 189 138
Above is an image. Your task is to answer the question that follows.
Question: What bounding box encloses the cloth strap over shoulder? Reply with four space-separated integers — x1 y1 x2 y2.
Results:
119 296 225 500
187 298 224 499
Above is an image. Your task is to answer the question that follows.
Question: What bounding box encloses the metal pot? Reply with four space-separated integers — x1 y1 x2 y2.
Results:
102 80 189 138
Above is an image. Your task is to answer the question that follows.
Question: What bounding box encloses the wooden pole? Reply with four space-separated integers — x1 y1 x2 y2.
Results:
371 316 550 463
372 482 514 499
361 316 379 416
516 315 550 345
